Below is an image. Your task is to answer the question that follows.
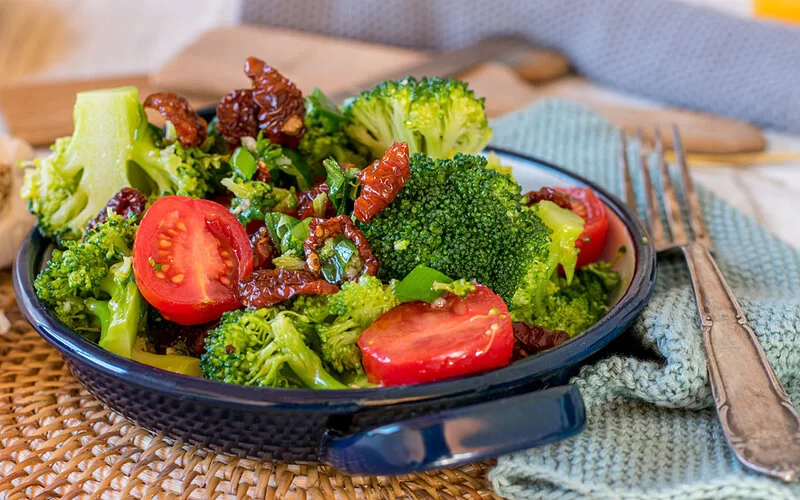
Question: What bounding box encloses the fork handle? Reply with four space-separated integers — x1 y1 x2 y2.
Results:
683 242 800 481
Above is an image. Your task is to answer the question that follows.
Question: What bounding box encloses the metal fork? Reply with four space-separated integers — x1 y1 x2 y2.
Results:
621 126 800 482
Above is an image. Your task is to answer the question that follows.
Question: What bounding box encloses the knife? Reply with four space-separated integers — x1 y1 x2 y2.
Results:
327 36 533 104
196 35 533 119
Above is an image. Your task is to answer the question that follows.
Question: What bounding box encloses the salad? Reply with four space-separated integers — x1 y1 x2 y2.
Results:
23 56 620 389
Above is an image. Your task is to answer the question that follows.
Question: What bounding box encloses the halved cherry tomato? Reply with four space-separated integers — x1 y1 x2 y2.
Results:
555 187 609 268
357 285 514 386
133 196 253 325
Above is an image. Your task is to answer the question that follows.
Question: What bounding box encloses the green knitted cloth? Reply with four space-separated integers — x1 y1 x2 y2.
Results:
487 100 800 499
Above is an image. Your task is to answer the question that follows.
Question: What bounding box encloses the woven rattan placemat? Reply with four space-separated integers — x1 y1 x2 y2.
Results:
0 270 500 499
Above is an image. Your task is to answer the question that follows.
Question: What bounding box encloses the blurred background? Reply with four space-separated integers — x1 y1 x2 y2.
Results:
1 0 799 247
2 0 797 84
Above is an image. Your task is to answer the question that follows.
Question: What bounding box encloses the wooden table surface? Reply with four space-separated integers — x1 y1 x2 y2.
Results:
1 0 798 249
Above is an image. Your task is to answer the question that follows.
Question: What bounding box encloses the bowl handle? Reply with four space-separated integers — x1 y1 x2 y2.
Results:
319 384 585 475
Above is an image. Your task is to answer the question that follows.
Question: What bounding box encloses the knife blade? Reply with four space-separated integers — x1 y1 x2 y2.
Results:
196 36 531 120
326 36 531 104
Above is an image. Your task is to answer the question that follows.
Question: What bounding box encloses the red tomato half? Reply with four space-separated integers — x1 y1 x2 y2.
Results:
357 285 514 386
133 196 253 325
556 187 609 268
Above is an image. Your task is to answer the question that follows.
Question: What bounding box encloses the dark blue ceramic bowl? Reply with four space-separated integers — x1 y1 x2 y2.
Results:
13 148 656 475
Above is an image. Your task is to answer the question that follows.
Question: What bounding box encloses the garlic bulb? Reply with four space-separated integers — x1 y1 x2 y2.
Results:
0 136 36 269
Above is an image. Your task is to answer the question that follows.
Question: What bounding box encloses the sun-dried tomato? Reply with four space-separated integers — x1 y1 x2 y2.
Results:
237 268 338 309
304 215 379 278
243 56 306 149
250 226 275 270
512 322 570 360
353 141 410 223
523 187 573 211
216 89 259 150
296 181 335 219
143 92 207 148
565 194 588 220
86 187 147 233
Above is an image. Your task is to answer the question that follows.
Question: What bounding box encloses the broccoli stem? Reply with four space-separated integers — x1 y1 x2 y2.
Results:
273 314 347 390
131 350 202 377
93 276 144 359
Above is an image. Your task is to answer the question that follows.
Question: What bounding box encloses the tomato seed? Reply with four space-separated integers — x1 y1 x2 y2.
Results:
172 274 184 284
155 272 165 279
220 276 231 286
176 221 187 232
159 239 171 248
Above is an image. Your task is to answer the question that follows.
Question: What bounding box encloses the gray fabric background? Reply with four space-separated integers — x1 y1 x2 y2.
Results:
242 0 800 134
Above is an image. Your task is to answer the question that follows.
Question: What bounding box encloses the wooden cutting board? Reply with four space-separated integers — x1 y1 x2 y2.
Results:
0 25 765 154
0 75 219 147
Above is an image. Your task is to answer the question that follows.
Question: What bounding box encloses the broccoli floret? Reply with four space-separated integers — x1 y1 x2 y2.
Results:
22 87 229 241
343 77 492 160
529 261 622 336
290 275 398 374
34 212 142 357
509 200 585 322
132 125 230 201
359 153 556 304
299 88 369 175
201 308 346 389
34 212 204 375
220 177 297 225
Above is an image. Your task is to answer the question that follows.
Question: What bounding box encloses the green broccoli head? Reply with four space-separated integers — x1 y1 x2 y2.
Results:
298 88 369 176
527 261 622 336
290 275 398 374
326 275 397 326
343 77 491 160
358 153 551 304
34 212 144 357
201 308 347 389
132 125 230 200
22 86 230 241
316 276 397 373
22 88 143 241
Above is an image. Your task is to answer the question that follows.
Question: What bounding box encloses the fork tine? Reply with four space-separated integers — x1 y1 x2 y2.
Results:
654 127 688 245
672 124 712 248
619 131 638 213
636 127 666 246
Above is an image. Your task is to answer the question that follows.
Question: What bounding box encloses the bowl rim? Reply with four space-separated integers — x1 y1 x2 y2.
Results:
13 147 656 412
